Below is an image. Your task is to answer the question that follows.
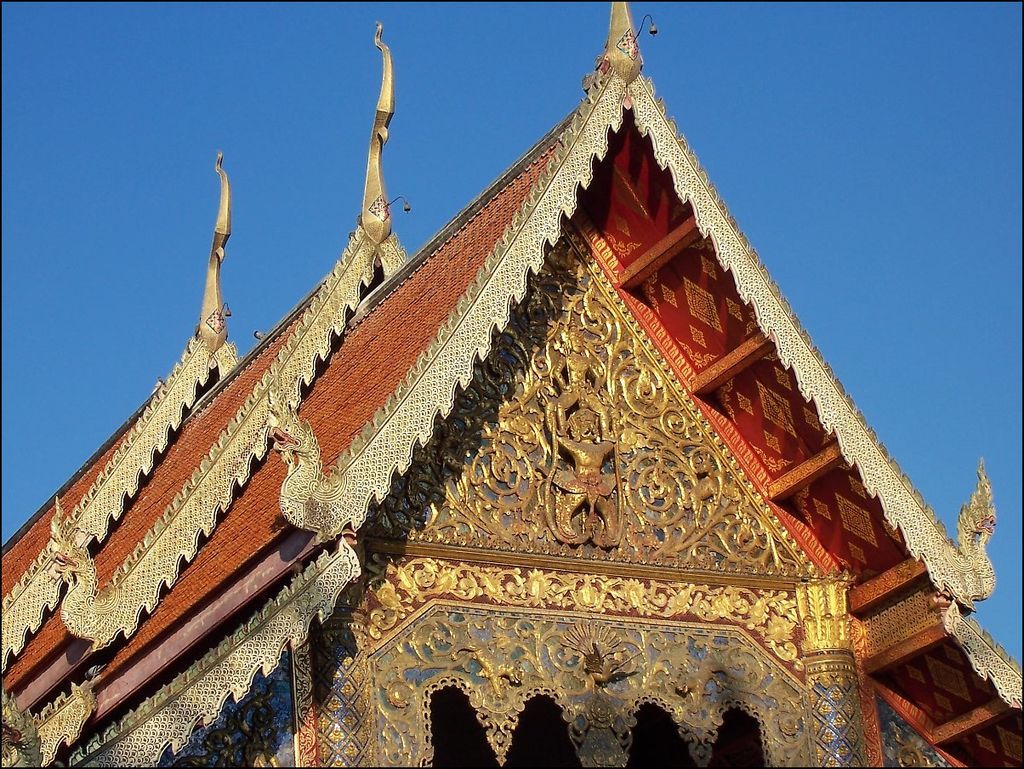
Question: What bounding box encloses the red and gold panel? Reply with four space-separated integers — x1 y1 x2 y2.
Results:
882 641 1002 725
580 112 690 271
964 713 1023 768
793 469 905 576
636 240 760 373
711 355 832 479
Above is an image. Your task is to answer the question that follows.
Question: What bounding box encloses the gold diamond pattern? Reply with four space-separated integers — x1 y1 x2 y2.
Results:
813 498 832 521
763 430 782 454
835 494 878 546
683 277 723 332
756 381 799 438
933 692 952 712
737 392 754 415
689 325 707 348
848 542 865 563
925 655 970 701
848 475 867 499
700 254 718 279
774 366 793 391
803 407 820 431
726 297 745 322
660 283 678 308
907 665 925 684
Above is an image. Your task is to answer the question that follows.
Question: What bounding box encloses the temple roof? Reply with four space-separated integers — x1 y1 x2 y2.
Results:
2 5 1020 766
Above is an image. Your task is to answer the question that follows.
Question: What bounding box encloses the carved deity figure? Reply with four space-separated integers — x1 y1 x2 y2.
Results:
544 329 623 549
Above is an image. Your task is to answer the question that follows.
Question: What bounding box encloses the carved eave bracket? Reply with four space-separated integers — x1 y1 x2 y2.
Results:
199 152 232 354
360 23 396 246
602 2 642 85
2 686 41 768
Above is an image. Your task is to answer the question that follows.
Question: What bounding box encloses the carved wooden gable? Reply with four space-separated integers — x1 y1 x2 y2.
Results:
368 235 815 580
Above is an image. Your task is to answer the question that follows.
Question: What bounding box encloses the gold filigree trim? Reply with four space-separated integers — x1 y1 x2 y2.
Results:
47 230 402 652
371 605 812 767
36 680 95 766
943 602 1022 708
68 542 360 767
362 557 801 667
625 76 999 612
861 589 942 659
797 578 853 654
2 336 233 669
369 243 814 578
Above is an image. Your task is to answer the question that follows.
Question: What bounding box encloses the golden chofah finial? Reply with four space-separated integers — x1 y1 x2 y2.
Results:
602 2 642 84
360 22 395 245
199 152 232 353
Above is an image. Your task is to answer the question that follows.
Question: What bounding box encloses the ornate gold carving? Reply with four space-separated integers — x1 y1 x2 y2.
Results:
267 386 353 543
626 75 1002 614
601 3 642 85
370 606 812 767
369 244 811 578
362 557 801 666
450 645 524 696
290 640 318 768
199 152 232 353
300 73 630 552
69 541 360 766
361 23 396 245
942 602 1022 708
2 335 233 669
953 459 997 607
36 680 96 766
862 589 942 658
2 687 41 768
797 578 853 654
544 327 623 548
563 623 638 689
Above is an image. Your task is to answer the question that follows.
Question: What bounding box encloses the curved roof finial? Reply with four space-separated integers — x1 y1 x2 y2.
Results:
199 152 231 353
603 2 642 84
360 22 395 245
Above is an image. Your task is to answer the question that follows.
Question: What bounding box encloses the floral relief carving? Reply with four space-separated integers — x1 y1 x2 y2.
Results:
367 605 812 767
369 243 811 579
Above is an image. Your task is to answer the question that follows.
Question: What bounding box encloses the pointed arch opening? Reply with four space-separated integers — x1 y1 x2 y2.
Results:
429 686 499 768
505 694 580 768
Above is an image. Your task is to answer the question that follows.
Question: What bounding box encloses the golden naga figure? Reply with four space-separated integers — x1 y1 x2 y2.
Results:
266 387 358 545
951 459 997 608
544 329 623 549
2 688 41 769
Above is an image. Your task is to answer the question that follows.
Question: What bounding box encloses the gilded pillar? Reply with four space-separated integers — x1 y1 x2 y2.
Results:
798 578 868 767
313 610 376 767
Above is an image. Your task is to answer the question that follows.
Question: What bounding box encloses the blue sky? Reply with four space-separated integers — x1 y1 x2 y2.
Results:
3 3 1021 659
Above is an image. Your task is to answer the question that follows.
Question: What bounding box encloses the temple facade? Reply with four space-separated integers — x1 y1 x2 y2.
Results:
2 5 1020 767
